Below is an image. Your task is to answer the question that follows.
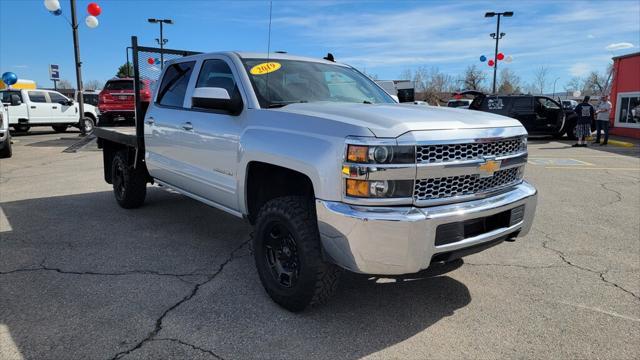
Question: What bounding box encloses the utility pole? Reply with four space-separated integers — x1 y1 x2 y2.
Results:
485 11 513 94
70 0 86 134
148 18 173 69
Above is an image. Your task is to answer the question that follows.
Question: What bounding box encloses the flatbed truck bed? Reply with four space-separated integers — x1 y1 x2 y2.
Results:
93 126 138 147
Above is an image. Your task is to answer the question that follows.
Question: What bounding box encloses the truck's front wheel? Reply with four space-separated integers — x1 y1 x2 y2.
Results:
254 196 341 312
111 151 146 209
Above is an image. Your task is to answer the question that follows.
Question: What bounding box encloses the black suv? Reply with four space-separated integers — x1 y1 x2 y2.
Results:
458 91 589 139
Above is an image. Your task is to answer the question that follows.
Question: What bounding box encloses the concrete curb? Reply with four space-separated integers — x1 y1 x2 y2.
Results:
607 139 635 148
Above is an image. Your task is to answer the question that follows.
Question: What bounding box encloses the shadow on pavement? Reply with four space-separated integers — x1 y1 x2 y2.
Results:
0 188 471 359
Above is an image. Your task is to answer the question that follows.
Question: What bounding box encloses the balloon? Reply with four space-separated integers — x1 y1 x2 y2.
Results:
85 15 99 28
480 55 487 62
147 58 155 65
487 59 495 67
51 9 62 16
44 0 60 12
504 55 513 63
2 72 18 86
87 3 101 16
497 53 505 61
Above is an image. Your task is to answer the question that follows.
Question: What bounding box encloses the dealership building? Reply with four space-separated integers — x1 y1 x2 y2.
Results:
609 52 640 138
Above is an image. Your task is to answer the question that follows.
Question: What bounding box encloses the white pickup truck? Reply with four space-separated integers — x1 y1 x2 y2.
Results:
95 51 538 312
0 104 11 158
0 89 97 133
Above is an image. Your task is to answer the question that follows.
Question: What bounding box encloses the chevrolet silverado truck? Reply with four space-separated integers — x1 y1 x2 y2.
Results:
0 89 97 133
0 104 11 158
94 51 538 312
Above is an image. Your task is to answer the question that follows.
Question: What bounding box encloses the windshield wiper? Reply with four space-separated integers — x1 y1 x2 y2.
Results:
266 100 308 108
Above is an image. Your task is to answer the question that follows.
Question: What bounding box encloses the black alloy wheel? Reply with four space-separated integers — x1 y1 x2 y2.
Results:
263 221 300 288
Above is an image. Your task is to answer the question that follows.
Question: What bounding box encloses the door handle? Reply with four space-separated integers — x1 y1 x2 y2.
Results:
52 106 58 109
30 106 36 109
182 122 193 131
145 117 155 125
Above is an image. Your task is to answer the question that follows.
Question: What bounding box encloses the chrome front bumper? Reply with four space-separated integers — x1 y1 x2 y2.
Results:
316 181 537 275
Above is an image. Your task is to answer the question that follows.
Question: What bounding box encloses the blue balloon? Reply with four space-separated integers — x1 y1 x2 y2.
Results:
51 9 62 16
2 72 18 86
480 55 487 62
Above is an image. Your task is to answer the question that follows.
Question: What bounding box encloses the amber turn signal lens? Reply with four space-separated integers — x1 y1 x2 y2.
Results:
346 179 370 197
347 145 368 163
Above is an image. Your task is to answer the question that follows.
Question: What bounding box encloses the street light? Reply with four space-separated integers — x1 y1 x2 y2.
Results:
485 11 514 94
147 18 173 69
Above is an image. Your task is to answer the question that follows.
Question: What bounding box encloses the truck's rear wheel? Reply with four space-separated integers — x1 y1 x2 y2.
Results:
254 196 341 312
111 151 146 209
13 124 30 133
0 135 12 159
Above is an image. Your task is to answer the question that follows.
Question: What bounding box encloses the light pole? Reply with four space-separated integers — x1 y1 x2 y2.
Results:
70 0 85 134
147 18 173 69
485 11 513 94
552 77 560 98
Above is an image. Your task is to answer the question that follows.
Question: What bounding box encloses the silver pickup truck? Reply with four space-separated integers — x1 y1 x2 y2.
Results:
95 51 537 312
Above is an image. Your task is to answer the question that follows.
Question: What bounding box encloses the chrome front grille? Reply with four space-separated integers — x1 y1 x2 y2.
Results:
416 136 526 164
414 167 523 201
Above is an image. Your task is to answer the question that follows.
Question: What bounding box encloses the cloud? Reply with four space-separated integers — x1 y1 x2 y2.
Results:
605 42 634 51
569 63 591 76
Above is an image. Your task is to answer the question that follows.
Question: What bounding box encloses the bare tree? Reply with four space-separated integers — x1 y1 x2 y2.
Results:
360 67 379 80
461 65 487 92
85 80 104 90
497 68 521 94
57 79 73 89
398 69 413 82
564 76 583 92
583 64 613 96
533 66 548 94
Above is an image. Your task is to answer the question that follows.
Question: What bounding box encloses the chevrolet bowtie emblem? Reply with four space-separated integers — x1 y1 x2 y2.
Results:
478 159 501 177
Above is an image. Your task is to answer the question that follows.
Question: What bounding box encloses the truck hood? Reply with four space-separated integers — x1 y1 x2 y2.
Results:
274 102 522 138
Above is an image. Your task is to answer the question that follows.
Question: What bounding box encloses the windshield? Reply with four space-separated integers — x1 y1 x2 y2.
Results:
537 97 560 109
241 59 395 108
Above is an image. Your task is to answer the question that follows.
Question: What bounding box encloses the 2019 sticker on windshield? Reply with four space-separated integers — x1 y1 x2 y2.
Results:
250 62 282 75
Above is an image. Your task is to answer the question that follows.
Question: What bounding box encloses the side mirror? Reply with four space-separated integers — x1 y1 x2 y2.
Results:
191 87 242 115
10 94 22 106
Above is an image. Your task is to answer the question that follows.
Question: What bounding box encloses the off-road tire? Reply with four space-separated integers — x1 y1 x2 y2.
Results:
111 151 146 209
254 196 341 312
52 125 68 133
0 135 12 159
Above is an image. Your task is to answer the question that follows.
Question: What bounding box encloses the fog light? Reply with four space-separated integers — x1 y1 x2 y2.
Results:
369 180 390 197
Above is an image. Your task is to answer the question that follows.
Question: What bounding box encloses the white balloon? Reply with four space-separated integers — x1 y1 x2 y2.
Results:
504 55 513 63
85 15 99 29
44 0 60 11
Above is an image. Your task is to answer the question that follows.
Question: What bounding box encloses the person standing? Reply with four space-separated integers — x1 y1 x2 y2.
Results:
572 96 594 147
593 95 612 146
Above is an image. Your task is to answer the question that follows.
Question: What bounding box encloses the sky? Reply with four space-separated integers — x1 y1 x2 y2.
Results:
1 0 638 93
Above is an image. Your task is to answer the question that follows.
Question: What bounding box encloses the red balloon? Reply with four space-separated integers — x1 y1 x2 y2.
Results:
87 3 101 16
147 58 155 65
488 60 495 67
497 53 505 61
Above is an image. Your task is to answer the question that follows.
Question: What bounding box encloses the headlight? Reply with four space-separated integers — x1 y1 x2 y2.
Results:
346 145 415 164
345 179 414 198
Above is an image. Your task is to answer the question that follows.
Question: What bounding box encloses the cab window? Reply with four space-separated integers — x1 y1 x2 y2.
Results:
1 91 22 103
49 92 68 103
28 91 48 103
195 59 240 103
156 61 196 108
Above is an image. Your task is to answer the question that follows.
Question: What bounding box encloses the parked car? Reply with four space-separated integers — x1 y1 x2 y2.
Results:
447 99 473 108
95 52 538 312
459 91 586 139
561 99 578 110
98 78 153 125
0 104 11 158
0 89 97 133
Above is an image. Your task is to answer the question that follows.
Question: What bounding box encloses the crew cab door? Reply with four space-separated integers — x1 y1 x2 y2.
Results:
48 91 77 123
25 91 56 124
178 57 245 210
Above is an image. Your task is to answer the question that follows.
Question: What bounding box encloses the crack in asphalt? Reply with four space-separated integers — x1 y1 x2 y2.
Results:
0 260 216 285
599 181 624 207
535 228 640 301
464 262 564 270
108 238 251 360
152 338 225 359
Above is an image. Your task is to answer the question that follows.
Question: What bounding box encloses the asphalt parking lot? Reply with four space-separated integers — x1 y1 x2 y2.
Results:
1 129 639 360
